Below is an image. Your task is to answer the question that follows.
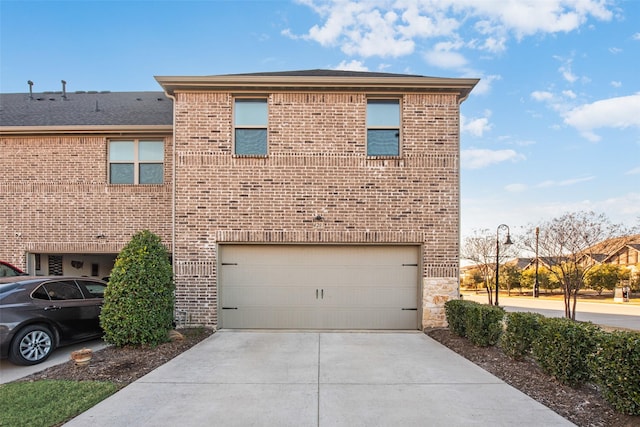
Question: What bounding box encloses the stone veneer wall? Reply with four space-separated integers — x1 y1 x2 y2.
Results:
173 91 461 329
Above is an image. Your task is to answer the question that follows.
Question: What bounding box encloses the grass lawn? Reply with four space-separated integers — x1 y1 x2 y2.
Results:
0 380 119 427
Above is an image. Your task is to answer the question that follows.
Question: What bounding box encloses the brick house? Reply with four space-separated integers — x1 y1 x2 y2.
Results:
0 70 478 330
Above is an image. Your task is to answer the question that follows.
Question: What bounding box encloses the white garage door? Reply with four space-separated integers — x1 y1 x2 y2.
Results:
219 245 419 330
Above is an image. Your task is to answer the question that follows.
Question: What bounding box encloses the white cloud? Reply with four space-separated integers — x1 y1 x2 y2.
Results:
505 183 527 192
563 93 640 141
461 148 524 169
467 73 501 95
562 90 577 99
626 166 640 175
611 81 622 88
531 91 554 101
288 1 614 60
609 47 622 54
633 32 640 40
423 40 467 69
333 59 368 71
535 176 595 187
461 112 493 137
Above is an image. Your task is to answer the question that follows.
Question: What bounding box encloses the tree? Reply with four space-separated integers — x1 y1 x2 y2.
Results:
500 264 522 296
462 229 516 305
100 230 175 346
522 211 629 320
585 264 625 295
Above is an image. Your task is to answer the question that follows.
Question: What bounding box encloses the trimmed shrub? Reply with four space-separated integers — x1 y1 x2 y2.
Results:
464 303 505 347
100 230 174 347
589 330 640 415
444 299 477 337
500 312 545 360
532 317 600 387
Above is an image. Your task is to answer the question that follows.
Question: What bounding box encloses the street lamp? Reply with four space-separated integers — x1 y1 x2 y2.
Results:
495 224 513 306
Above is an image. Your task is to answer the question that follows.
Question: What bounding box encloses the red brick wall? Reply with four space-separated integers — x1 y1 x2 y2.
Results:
172 91 461 327
0 135 173 270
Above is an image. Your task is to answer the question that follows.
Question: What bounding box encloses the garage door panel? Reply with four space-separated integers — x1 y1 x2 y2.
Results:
222 285 321 308
322 286 417 308
219 245 419 330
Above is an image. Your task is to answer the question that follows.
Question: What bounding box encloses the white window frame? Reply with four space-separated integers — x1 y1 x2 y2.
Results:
108 139 164 185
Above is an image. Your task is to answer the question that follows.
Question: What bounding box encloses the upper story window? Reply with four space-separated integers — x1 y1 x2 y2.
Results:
234 98 268 156
367 99 400 156
109 139 164 184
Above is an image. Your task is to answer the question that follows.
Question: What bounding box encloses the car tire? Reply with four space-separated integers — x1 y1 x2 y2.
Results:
9 324 55 365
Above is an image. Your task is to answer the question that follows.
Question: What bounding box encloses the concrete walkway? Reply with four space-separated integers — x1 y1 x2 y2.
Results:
64 331 573 426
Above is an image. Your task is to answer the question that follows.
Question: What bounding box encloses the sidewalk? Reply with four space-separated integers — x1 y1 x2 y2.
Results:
462 292 640 330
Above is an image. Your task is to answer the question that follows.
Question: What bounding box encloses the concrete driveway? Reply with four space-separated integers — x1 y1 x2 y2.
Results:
65 331 572 426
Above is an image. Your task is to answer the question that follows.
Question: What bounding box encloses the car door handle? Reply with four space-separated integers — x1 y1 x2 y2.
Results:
44 305 61 311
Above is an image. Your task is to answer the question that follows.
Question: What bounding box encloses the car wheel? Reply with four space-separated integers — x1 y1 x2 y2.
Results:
9 324 55 365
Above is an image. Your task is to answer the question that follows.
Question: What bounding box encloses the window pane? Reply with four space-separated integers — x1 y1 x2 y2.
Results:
235 129 267 155
235 99 267 126
109 141 135 161
44 281 84 300
139 163 163 184
367 129 399 156
139 141 164 161
110 163 134 184
367 100 400 126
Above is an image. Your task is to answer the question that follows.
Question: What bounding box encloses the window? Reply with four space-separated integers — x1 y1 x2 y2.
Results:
109 140 164 184
41 280 85 300
367 99 400 156
234 98 268 155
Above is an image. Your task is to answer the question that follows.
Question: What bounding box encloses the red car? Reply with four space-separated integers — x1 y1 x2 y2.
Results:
0 261 26 277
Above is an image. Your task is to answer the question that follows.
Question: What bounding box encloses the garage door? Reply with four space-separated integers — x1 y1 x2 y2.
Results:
219 245 419 330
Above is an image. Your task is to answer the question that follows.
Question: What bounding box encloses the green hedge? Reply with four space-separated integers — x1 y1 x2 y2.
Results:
500 312 545 360
589 330 640 415
444 299 477 337
465 303 505 347
444 299 504 347
532 317 600 387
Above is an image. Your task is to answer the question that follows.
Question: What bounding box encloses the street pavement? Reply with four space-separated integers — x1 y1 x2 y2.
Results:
462 292 640 331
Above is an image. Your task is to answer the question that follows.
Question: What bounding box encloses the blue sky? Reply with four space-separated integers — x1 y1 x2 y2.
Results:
2 0 639 239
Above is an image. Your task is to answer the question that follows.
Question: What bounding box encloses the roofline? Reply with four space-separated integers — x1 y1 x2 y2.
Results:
0 125 173 137
155 75 480 102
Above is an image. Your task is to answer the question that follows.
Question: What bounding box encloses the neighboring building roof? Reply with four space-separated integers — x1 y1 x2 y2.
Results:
0 91 172 128
1 69 479 135
156 69 479 101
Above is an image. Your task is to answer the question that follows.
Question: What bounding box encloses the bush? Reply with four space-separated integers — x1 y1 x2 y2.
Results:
444 299 476 337
532 317 600 387
500 312 545 360
464 303 505 347
100 230 174 346
589 330 640 415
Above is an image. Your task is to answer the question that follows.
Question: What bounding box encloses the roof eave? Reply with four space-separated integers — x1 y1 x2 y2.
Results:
0 124 173 137
155 75 479 101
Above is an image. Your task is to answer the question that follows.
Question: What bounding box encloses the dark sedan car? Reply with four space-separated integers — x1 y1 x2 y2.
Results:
0 260 26 277
0 276 107 365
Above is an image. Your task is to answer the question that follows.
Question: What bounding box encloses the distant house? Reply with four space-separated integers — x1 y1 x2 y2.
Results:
0 70 479 330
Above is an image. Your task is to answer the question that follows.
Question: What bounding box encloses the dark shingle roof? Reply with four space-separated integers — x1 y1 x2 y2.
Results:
222 69 427 78
0 91 172 127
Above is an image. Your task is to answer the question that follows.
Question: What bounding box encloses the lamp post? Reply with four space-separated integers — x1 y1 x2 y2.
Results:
495 224 513 306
